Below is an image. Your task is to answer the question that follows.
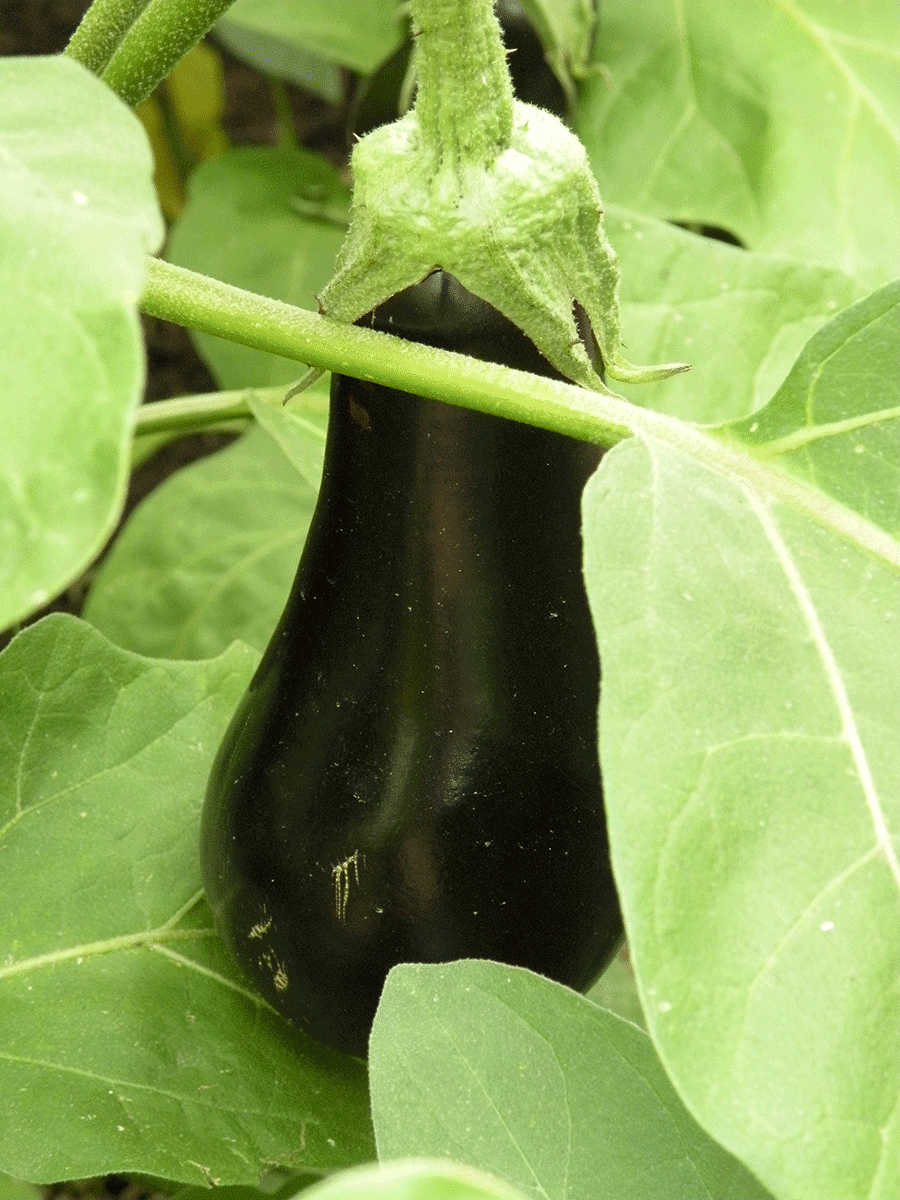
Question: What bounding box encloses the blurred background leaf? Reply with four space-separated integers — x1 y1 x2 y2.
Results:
166 146 349 387
579 0 900 282
216 0 404 99
137 41 229 221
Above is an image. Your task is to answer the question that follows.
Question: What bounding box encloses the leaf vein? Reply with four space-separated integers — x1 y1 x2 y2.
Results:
0 924 217 982
747 492 900 892
746 844 881 998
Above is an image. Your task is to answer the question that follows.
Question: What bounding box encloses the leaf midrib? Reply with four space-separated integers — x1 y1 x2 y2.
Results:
748 489 900 893
0 920 216 982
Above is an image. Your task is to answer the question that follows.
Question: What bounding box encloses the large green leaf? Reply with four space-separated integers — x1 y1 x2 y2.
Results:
167 146 350 388
83 415 326 659
369 960 773 1200
578 0 900 282
0 56 162 631
0 616 374 1185
582 289 900 1200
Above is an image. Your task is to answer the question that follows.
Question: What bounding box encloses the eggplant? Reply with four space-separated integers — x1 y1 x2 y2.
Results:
200 272 623 1056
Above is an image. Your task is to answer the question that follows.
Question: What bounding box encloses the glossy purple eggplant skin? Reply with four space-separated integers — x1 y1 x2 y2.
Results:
200 272 623 1056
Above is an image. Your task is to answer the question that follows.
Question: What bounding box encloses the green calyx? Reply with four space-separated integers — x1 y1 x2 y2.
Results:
319 0 687 395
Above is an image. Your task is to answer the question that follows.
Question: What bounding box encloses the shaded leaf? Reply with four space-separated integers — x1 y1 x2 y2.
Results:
586 949 645 1028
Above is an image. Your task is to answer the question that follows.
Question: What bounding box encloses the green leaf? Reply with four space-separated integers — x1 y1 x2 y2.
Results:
249 388 330 486
724 279 900 530
578 0 900 282
518 0 598 83
0 56 162 630
582 438 900 1200
212 20 345 104
607 210 863 424
83 420 325 659
167 146 349 387
219 0 403 76
297 1159 531 1200
0 616 374 1185
369 960 773 1200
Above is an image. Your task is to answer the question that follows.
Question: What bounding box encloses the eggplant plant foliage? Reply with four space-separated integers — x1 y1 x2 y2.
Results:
1 3 899 1200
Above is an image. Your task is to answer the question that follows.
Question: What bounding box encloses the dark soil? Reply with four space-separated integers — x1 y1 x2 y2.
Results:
44 1177 170 1200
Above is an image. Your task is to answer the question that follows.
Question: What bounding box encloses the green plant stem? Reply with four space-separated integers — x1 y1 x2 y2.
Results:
133 385 327 436
64 0 151 75
133 390 260 435
140 256 900 574
140 257 632 447
268 77 298 148
99 0 236 106
410 0 513 175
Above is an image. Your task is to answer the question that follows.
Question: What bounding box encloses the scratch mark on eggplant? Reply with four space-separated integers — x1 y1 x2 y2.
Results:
333 850 363 921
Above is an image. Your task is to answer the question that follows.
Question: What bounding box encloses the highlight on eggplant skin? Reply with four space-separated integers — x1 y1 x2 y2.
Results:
200 272 623 1057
